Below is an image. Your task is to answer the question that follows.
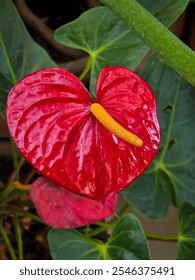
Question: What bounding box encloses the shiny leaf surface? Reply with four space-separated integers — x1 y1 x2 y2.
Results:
55 0 189 93
6 67 160 203
0 0 56 116
48 214 150 260
107 214 150 259
123 55 195 218
31 176 118 229
48 229 101 260
177 203 195 259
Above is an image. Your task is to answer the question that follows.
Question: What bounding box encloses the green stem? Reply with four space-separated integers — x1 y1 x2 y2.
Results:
87 201 178 242
145 232 178 242
79 56 92 80
1 205 44 224
87 224 109 237
88 203 130 237
12 216 23 260
13 211 44 224
0 191 22 206
0 220 17 260
117 203 130 217
100 0 195 86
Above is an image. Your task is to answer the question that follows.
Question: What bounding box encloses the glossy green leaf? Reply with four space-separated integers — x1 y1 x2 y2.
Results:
55 6 147 94
138 0 189 27
123 55 195 218
55 0 189 93
107 214 150 259
122 172 171 219
48 214 150 260
48 229 101 260
0 0 56 117
177 203 195 259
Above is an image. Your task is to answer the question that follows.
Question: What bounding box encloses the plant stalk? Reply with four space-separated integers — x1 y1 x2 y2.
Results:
79 56 92 81
145 232 178 242
100 0 195 86
88 203 130 237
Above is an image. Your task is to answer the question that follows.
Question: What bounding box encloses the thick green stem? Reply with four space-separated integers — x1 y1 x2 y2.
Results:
100 0 195 86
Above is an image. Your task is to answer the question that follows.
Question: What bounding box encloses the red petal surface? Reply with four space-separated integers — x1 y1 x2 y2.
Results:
95 66 160 196
31 176 118 229
6 67 160 203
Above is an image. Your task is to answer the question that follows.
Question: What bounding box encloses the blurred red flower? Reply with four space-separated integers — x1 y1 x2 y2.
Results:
31 176 118 229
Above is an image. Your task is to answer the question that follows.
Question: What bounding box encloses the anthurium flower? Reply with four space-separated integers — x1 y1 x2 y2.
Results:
6 66 160 203
31 176 118 229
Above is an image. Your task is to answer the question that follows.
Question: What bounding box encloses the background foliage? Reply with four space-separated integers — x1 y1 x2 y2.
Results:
0 0 195 260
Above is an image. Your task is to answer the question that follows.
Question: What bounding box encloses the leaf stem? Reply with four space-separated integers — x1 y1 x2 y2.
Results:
117 202 130 217
87 224 108 237
100 0 195 86
145 232 178 242
88 203 130 237
79 56 92 80
0 220 17 260
87 202 178 243
14 210 44 224
2 204 44 224
12 216 23 260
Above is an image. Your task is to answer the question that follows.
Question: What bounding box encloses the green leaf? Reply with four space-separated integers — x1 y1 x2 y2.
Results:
55 0 189 94
138 0 189 27
177 203 195 259
107 214 150 259
48 214 150 260
48 229 101 260
122 172 171 219
0 0 56 117
55 7 148 94
123 55 195 218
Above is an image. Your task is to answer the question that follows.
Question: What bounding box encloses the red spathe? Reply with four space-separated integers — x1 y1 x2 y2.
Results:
31 176 118 229
6 66 160 203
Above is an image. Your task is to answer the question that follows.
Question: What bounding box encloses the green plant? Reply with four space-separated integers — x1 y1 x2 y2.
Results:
0 0 195 260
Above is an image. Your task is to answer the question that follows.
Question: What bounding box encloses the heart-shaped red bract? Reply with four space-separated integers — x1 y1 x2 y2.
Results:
6 66 160 203
31 176 118 229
